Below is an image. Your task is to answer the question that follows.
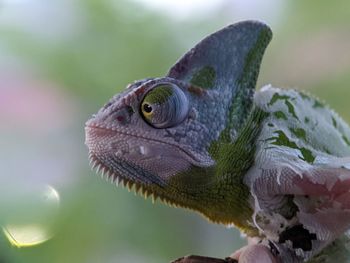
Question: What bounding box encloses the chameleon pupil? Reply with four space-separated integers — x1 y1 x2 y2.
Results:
143 104 152 113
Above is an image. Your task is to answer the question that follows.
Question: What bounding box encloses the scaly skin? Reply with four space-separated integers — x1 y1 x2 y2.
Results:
85 21 350 262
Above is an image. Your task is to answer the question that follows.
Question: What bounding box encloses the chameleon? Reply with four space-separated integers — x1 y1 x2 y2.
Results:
85 20 350 262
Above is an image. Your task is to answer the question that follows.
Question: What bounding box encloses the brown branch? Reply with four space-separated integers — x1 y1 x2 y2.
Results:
171 255 238 263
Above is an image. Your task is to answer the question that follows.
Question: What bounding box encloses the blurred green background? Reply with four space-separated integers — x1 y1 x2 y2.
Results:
0 0 349 262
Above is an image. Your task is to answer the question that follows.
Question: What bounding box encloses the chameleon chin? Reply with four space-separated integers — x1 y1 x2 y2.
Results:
85 20 350 263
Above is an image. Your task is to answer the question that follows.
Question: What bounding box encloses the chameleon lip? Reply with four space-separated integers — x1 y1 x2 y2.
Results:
85 123 206 165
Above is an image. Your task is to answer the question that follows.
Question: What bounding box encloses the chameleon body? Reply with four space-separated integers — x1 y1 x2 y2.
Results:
85 21 350 262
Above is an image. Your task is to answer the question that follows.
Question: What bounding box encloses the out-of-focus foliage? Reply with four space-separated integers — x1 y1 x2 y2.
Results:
1 0 182 104
0 0 349 263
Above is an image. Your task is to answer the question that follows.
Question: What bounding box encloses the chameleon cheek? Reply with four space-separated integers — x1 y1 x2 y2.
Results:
113 138 192 180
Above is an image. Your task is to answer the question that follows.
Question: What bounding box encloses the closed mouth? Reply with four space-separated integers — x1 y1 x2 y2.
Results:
85 123 203 164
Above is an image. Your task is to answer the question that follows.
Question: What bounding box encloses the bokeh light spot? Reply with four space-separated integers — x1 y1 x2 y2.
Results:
3 224 51 248
2 185 60 248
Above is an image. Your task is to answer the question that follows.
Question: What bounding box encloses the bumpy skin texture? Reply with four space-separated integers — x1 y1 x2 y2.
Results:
85 21 350 262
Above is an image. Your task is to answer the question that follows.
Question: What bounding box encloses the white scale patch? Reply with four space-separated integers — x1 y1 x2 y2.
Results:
243 85 350 261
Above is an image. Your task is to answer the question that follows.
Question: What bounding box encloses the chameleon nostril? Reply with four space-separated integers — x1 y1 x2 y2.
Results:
116 116 125 122
112 107 134 125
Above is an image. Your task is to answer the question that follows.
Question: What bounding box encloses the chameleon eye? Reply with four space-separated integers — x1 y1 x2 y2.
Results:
141 83 189 128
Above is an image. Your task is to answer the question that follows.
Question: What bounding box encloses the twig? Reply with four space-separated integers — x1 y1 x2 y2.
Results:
171 255 238 263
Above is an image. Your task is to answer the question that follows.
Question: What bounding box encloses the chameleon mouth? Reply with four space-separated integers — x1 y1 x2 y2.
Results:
85 123 213 167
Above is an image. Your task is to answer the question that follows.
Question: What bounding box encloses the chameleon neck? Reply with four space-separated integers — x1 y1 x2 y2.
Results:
208 106 268 232
167 107 267 235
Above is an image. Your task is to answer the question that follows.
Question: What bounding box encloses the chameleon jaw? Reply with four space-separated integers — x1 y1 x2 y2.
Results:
87 152 191 208
88 152 162 202
85 123 241 222
87 150 255 230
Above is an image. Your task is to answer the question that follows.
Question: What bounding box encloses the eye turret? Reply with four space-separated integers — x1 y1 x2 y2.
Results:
141 83 189 128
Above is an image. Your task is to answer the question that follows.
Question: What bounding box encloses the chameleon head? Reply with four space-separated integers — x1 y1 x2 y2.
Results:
85 20 272 222
85 77 218 206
